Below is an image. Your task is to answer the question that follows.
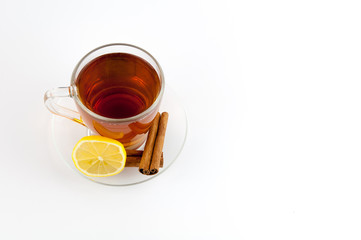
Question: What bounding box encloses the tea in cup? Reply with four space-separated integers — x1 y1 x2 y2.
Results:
44 43 164 149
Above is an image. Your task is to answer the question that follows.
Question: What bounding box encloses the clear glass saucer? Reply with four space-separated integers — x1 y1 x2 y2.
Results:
50 86 187 186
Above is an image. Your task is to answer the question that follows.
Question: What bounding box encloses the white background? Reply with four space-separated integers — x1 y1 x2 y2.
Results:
1 0 361 239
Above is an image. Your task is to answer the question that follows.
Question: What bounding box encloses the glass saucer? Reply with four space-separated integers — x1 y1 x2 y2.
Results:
50 86 187 186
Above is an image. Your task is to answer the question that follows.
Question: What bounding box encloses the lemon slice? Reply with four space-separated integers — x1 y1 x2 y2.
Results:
72 136 126 177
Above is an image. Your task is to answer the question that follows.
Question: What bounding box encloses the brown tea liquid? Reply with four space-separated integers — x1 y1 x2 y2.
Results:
75 53 161 118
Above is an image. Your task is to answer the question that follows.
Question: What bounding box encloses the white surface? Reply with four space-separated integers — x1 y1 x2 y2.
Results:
1 0 361 239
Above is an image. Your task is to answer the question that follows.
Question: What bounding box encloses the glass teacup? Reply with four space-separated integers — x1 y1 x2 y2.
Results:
44 43 164 149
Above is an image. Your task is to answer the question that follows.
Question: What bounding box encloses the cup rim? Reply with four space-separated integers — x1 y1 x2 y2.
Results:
70 43 165 123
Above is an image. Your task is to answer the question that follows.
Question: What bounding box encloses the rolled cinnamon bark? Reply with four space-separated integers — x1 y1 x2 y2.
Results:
149 112 169 175
139 112 160 175
125 154 164 167
126 150 143 156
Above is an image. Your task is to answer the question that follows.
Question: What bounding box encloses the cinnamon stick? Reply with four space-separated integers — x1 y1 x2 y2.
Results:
139 112 160 175
126 150 143 156
149 112 169 175
125 153 164 167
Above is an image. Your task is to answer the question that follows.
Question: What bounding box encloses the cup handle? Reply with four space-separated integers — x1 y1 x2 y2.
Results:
44 86 85 126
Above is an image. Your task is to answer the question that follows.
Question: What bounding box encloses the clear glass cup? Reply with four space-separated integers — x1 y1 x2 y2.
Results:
44 43 165 149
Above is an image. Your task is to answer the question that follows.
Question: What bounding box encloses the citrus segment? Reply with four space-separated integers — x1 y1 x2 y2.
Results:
72 136 126 177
